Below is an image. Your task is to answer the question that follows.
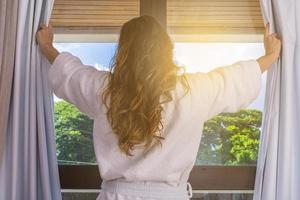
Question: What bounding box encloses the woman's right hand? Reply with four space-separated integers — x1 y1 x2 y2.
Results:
36 23 59 64
257 23 282 73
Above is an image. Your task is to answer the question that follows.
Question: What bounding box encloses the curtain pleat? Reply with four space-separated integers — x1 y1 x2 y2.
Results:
0 0 18 164
0 0 61 199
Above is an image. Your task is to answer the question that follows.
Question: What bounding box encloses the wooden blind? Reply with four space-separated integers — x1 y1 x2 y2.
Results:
167 0 264 34
50 0 139 33
50 0 263 35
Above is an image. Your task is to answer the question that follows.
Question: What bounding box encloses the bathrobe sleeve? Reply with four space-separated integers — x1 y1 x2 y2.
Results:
187 60 262 121
48 52 108 119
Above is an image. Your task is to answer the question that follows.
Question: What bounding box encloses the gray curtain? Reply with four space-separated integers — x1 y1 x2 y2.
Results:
0 0 18 163
0 0 62 199
254 0 299 199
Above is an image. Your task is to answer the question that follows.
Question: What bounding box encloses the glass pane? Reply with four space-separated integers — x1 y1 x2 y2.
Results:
173 43 265 166
53 43 116 165
53 42 265 166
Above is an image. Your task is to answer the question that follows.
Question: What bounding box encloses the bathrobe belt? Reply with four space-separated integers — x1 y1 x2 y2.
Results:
101 179 193 199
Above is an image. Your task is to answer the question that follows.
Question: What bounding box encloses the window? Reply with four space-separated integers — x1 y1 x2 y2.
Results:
54 42 265 191
52 0 265 195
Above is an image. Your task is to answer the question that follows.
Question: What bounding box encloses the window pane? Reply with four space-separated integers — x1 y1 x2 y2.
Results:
53 42 265 166
173 43 265 166
53 43 116 165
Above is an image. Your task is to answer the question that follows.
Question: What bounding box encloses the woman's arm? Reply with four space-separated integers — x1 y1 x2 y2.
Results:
36 24 59 64
36 23 108 119
187 24 281 121
257 23 282 73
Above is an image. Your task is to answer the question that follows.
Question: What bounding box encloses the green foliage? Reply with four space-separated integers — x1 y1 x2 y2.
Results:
196 109 262 165
54 100 262 166
54 101 96 164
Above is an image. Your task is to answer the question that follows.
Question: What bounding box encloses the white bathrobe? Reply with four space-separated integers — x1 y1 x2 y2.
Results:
48 52 262 200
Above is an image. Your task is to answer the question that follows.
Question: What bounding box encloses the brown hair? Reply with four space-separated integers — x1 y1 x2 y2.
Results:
102 15 190 156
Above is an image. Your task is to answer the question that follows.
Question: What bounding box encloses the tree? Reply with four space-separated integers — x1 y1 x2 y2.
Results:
196 109 262 165
54 101 262 166
54 101 96 164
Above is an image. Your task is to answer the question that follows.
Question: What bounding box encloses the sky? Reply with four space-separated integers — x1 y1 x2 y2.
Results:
53 42 266 111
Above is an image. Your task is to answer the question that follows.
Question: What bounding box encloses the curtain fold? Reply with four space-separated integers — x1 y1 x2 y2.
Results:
254 0 299 199
0 0 18 164
0 0 61 199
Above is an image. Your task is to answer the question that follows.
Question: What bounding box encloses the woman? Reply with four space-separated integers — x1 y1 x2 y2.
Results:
36 15 281 200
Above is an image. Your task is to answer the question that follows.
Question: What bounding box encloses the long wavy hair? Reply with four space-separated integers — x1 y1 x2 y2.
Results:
102 15 190 156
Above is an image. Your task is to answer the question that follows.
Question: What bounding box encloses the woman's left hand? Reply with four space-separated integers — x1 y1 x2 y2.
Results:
256 23 282 73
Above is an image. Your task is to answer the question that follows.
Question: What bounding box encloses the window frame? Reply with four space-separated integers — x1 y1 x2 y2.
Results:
53 0 261 191
59 165 256 190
